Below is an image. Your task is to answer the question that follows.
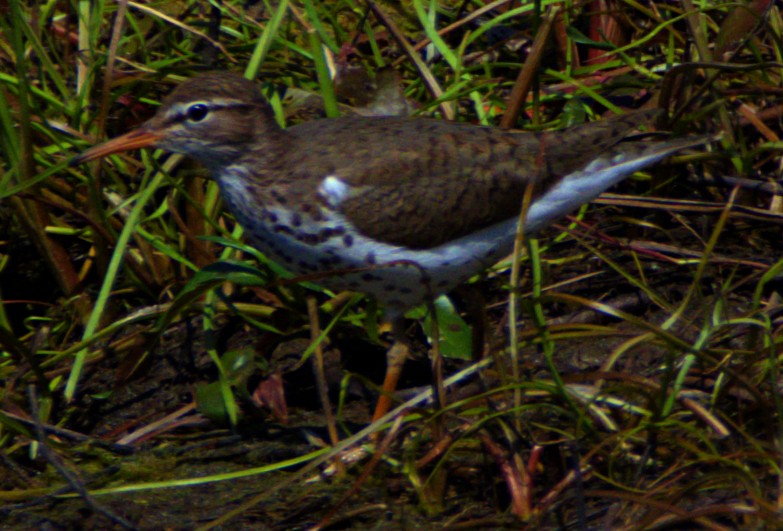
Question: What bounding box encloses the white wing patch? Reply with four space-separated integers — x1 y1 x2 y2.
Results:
318 175 350 208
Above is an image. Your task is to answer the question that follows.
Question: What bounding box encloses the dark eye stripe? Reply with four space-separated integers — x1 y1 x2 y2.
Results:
162 102 255 128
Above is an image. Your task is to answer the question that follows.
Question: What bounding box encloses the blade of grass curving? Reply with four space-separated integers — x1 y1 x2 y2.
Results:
309 30 339 118
508 181 533 429
4 4 88 320
245 0 290 80
0 79 21 176
744 256 783 352
525 238 579 424
368 2 454 120
57 446 333 497
361 16 385 67
543 68 622 114
463 4 533 49
127 1 234 61
75 0 92 98
302 0 339 53
0 323 48 391
585 10 691 65
198 357 493 530
133 224 199 272
751 258 783 310
599 331 656 374
663 186 738 330
64 157 182 402
682 0 712 62
297 294 359 366
0 72 86 113
51 360 485 515
0 160 72 199
203 289 240 427
18 14 70 102
571 236 673 313
412 0 461 73
547 292 693 352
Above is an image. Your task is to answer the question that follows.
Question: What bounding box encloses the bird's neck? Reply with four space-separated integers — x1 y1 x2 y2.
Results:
192 109 287 174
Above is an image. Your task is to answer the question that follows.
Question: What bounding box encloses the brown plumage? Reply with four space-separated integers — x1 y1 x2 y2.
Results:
72 71 710 420
72 71 708 315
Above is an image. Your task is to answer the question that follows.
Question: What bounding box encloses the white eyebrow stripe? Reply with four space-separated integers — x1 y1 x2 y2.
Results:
165 99 248 119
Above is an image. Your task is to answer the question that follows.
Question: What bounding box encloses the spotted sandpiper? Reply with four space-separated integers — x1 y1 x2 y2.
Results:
72 71 709 419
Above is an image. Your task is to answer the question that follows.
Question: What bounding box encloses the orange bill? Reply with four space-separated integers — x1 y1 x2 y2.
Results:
70 128 161 166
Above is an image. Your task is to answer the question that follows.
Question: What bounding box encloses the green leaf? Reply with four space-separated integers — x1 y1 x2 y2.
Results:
410 295 473 360
565 25 615 49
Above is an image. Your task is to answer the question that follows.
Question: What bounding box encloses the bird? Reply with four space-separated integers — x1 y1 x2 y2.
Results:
72 71 709 420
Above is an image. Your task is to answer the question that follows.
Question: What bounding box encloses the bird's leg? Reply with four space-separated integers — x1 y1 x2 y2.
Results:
371 317 410 422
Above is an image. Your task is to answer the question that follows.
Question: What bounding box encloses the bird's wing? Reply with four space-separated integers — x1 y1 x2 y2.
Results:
287 111 668 249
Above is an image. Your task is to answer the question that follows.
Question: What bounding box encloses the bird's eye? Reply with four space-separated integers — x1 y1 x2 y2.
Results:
186 103 209 122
